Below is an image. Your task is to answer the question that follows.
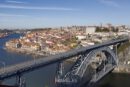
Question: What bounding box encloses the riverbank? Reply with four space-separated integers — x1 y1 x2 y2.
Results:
113 65 130 74
0 33 8 39
5 46 50 58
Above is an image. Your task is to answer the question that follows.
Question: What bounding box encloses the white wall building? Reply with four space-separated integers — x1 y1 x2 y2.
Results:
86 26 96 35
76 35 86 40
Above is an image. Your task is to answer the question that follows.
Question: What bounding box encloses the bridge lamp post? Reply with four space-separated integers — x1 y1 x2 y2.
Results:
0 61 6 73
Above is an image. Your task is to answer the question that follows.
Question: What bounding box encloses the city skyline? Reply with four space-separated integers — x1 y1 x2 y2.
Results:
0 0 130 29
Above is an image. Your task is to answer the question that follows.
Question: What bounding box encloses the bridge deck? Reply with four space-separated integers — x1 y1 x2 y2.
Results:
0 38 129 80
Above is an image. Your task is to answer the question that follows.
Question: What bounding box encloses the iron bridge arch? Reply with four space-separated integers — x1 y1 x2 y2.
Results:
55 46 117 87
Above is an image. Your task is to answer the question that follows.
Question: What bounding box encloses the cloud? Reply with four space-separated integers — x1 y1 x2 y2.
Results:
98 0 119 8
6 0 26 4
0 13 26 17
0 4 77 11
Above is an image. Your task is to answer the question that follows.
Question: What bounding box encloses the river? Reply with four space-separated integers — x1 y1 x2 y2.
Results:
0 33 129 87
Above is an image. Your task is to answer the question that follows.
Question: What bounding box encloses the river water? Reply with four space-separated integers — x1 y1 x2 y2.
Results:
0 34 130 87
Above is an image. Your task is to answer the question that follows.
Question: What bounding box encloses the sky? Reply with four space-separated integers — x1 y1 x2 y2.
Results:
0 0 130 29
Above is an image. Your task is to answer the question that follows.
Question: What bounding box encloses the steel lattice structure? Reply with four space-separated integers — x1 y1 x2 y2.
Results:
55 47 118 87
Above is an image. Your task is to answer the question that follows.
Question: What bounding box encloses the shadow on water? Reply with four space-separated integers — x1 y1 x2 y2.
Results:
97 72 130 87
81 72 130 87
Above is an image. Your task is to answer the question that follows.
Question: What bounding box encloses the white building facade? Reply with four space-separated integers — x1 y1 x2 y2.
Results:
86 26 96 35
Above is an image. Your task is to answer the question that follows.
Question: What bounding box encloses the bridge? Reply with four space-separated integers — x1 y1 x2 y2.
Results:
0 38 129 87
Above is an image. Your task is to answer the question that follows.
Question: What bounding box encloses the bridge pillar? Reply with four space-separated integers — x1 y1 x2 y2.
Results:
113 45 117 56
55 62 64 83
15 74 26 87
113 44 119 69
